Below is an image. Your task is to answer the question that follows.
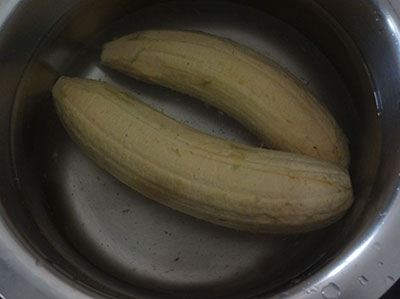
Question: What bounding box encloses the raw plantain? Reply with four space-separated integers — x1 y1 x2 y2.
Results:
101 30 350 168
52 77 353 233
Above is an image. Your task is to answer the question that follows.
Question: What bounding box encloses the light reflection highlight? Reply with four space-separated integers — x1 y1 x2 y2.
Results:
327 234 375 279
387 16 400 40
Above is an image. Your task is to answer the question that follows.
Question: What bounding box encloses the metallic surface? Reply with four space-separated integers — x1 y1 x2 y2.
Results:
39 3 354 297
0 0 399 299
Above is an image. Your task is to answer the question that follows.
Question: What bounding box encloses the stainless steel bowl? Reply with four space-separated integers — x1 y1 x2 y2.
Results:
0 0 399 298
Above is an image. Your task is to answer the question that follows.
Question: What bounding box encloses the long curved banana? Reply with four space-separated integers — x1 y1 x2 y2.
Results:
101 30 350 168
52 77 353 233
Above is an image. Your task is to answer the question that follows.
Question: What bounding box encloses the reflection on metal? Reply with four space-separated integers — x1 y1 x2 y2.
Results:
374 90 383 112
387 16 400 42
0 0 19 30
327 234 375 279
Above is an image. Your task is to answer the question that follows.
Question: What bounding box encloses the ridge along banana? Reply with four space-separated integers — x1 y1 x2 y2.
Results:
101 30 350 168
52 77 353 233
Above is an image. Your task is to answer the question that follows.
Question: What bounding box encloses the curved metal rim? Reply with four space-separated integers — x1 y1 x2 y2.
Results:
280 0 400 298
0 2 106 299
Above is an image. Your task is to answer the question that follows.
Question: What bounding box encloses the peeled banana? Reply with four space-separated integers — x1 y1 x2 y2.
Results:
52 77 353 233
101 30 350 168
